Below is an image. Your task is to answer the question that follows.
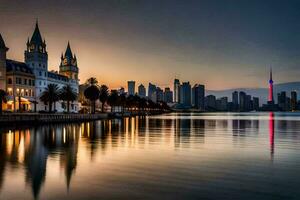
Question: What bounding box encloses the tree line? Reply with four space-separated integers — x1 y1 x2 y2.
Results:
0 77 170 114
83 77 170 114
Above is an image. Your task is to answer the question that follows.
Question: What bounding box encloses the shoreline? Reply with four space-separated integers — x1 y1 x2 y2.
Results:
0 111 169 125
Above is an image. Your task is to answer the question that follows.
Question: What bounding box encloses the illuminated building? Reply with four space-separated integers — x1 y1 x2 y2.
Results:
0 21 79 112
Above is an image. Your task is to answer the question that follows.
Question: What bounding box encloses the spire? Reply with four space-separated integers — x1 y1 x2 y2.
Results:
270 67 272 81
61 52 64 59
65 41 73 58
30 20 43 45
0 33 8 51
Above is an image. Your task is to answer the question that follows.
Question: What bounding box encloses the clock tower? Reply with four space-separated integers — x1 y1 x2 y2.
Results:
25 21 48 100
59 42 79 81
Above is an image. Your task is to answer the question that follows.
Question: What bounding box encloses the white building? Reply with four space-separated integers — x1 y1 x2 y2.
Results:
0 21 79 112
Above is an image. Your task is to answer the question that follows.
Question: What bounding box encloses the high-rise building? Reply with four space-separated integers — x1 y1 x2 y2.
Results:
148 83 157 102
216 97 228 111
138 84 146 98
127 81 135 96
232 91 239 110
192 84 205 110
253 97 259 111
174 79 180 103
268 68 274 103
291 91 297 111
164 87 173 103
278 91 287 111
205 95 216 111
180 82 191 107
245 95 252 111
156 87 164 102
239 91 246 111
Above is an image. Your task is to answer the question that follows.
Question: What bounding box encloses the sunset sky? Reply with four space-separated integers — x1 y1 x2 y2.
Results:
1 0 300 90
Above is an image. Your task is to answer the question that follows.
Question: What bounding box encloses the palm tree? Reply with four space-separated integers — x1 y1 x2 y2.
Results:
107 90 119 112
40 84 60 112
84 77 100 114
0 89 7 114
99 85 109 112
60 85 78 113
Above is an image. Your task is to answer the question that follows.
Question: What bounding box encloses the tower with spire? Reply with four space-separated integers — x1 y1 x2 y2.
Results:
25 20 48 101
0 33 9 90
59 42 79 81
268 67 274 103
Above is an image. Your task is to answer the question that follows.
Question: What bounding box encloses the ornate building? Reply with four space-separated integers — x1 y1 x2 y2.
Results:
0 21 79 112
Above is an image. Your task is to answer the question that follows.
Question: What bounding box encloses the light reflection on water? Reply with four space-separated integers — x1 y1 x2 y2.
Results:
0 112 300 199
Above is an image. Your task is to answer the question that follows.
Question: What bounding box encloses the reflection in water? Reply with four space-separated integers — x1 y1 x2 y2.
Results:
0 113 300 199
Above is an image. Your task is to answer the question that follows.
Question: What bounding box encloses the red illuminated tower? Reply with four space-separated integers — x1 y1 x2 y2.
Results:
268 68 274 103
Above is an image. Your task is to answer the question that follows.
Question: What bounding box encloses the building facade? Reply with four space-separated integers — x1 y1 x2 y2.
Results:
138 84 146 98
127 81 135 96
0 21 79 112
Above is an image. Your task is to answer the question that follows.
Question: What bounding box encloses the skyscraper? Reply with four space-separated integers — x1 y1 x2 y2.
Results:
174 79 180 103
278 91 287 111
253 97 259 111
239 91 246 111
148 83 157 102
164 87 173 103
127 81 135 96
268 68 274 103
192 84 205 111
291 91 297 111
232 91 239 110
180 82 191 107
138 84 146 98
156 87 164 102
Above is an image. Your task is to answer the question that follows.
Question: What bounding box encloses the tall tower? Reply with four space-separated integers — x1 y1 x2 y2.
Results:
268 68 274 103
174 79 180 103
59 42 79 81
0 33 8 90
25 21 48 100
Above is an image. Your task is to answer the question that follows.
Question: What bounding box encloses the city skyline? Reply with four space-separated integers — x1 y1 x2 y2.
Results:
1 0 300 90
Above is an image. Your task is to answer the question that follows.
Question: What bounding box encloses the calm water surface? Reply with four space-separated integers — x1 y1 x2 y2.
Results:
0 112 300 200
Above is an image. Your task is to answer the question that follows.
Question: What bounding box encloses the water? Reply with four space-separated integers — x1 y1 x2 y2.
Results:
0 112 300 200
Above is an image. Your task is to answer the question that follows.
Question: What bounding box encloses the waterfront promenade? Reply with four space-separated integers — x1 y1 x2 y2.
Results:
0 110 168 125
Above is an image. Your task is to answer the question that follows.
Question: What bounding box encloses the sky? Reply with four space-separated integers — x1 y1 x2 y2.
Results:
1 0 300 90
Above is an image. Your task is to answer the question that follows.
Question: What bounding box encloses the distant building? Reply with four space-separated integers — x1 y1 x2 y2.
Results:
164 87 173 103
245 95 252 111
192 84 205 110
205 95 216 111
127 81 135 96
148 83 157 102
216 97 228 111
180 82 191 107
118 87 125 95
239 91 246 111
232 91 239 111
291 91 297 111
253 97 259 111
278 91 287 111
138 84 146 98
156 87 164 102
174 79 180 103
